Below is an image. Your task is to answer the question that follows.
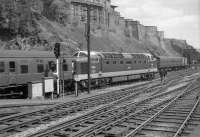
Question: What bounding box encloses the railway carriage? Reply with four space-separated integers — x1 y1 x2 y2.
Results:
73 51 158 88
157 56 188 71
0 49 188 97
0 50 74 97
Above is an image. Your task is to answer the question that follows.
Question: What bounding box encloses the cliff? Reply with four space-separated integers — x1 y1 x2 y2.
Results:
0 0 194 57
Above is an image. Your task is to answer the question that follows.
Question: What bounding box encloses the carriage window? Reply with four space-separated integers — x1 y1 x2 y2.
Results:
9 61 16 72
48 61 56 72
63 64 68 71
0 62 5 72
21 65 28 73
37 64 44 73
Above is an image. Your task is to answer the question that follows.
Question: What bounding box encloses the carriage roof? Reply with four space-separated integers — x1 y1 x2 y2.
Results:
0 50 54 58
0 50 74 59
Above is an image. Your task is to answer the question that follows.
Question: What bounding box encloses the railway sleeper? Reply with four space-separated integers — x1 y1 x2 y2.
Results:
157 115 191 120
104 126 129 137
138 126 178 133
53 131 70 137
157 113 191 117
164 110 196 114
153 119 187 124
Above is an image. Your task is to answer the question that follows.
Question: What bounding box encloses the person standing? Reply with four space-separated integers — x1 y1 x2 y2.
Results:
159 69 164 83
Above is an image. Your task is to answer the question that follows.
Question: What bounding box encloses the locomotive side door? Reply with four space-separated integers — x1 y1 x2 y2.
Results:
0 60 9 86
98 55 103 73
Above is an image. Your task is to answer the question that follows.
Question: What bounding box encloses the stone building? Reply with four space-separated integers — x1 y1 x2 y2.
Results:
1 0 165 42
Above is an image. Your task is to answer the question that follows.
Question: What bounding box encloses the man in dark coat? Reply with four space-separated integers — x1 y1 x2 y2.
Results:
159 69 164 82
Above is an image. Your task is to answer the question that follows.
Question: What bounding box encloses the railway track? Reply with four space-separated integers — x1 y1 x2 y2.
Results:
0 79 162 136
0 102 57 119
125 84 200 137
0 73 193 137
0 70 198 137
27 78 198 137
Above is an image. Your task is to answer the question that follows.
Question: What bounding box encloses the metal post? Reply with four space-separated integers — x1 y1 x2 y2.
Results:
75 81 78 96
56 58 60 96
86 6 91 94
62 55 65 98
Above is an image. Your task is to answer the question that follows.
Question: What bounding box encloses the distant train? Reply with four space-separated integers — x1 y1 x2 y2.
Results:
0 50 188 96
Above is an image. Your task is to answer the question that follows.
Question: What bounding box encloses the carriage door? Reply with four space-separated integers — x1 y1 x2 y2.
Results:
0 61 9 86
8 60 17 85
98 55 103 73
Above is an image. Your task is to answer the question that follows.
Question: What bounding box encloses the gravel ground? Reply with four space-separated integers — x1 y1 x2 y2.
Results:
8 104 106 137
8 79 190 137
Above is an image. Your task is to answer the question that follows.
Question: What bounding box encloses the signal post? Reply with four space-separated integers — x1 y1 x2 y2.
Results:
54 43 61 96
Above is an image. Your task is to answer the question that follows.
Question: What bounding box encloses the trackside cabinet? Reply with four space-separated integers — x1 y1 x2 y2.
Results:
42 77 54 99
28 81 43 99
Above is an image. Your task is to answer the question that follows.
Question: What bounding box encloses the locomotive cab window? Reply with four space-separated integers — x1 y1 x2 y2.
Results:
63 59 68 71
9 61 16 72
106 61 109 64
48 61 56 72
63 64 68 71
21 65 28 74
37 64 44 73
0 62 5 72
126 61 132 64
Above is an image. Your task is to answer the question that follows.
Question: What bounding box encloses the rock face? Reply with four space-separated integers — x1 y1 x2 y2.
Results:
0 0 195 56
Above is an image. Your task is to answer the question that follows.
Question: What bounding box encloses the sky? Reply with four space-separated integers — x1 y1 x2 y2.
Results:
112 0 200 49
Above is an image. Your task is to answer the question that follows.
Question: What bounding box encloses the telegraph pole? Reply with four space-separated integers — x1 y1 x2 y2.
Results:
86 6 91 94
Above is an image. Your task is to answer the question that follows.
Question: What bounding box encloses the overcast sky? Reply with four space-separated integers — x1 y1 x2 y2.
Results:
112 0 200 49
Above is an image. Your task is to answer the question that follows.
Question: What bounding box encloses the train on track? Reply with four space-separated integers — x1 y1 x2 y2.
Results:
0 50 188 97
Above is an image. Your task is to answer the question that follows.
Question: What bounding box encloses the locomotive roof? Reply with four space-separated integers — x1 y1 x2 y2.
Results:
158 56 184 59
74 51 152 59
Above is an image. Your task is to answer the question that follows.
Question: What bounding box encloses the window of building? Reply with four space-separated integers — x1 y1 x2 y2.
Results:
37 64 44 73
113 61 117 64
139 61 142 64
134 61 137 64
21 65 28 74
9 61 16 72
106 61 109 64
0 62 5 72
120 61 123 64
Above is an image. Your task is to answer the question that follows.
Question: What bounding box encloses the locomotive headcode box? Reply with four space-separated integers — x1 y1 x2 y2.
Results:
28 81 43 99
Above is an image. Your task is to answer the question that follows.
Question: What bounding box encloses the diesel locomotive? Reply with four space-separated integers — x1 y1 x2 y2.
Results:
0 50 188 96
